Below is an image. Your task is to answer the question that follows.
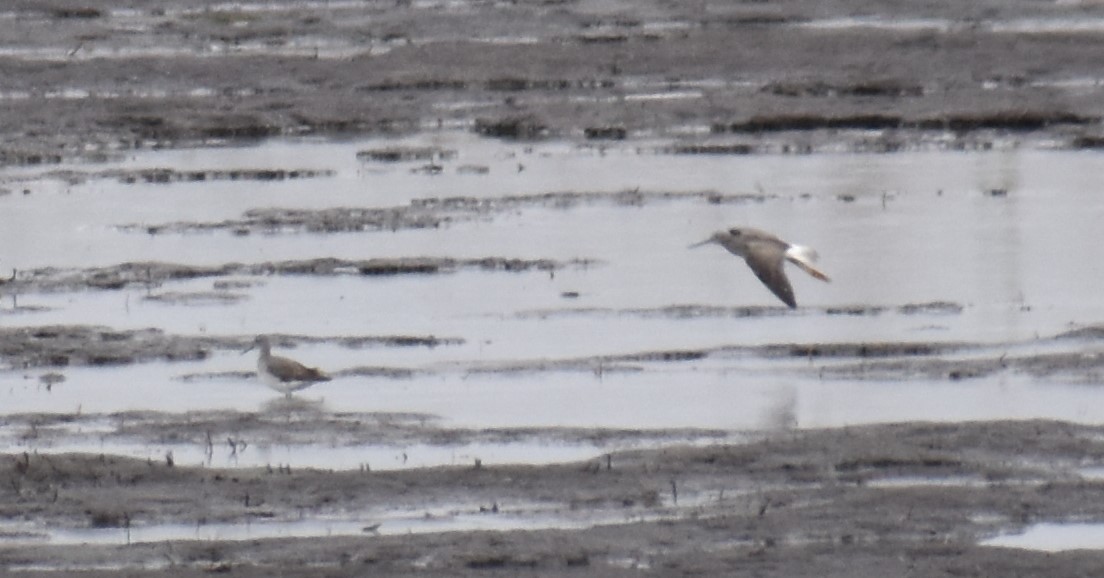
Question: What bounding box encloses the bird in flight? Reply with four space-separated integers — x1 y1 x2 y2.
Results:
690 227 830 308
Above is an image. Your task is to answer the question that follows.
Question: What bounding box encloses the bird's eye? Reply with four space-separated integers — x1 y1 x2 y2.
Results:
728 228 741 236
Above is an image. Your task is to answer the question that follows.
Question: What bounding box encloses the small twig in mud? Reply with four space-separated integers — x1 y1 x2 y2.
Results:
204 431 214 461
145 266 155 296
606 454 612 471
227 437 247 457
758 497 772 518
165 451 174 467
670 479 678 505
362 523 381 534
19 451 30 474
39 372 65 391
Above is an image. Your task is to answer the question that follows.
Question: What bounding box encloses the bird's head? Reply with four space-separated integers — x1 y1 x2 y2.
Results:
688 228 743 250
242 335 272 355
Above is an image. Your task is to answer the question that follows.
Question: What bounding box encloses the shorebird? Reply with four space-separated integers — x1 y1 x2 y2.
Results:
690 227 830 308
243 336 331 397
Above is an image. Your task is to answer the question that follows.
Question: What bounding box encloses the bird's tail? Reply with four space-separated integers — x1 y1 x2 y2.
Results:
785 245 831 282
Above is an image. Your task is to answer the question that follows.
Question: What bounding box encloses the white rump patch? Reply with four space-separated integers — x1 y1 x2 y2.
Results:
785 244 830 282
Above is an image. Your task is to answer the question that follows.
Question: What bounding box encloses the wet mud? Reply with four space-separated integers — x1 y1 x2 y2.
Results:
5 257 592 295
5 0 1104 575
4 0 1104 164
0 326 460 371
517 300 965 320
120 190 776 236
5 421 1104 575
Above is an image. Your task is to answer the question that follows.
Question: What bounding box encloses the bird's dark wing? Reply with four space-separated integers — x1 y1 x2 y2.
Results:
743 243 796 308
269 355 331 383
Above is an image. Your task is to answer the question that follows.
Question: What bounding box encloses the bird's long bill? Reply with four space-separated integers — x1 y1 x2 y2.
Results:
688 237 716 249
241 344 255 355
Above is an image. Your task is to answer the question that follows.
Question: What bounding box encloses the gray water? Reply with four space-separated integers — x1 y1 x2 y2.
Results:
3 132 1104 469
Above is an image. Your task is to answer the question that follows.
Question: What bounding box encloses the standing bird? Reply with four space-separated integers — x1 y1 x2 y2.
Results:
243 335 331 397
690 227 830 308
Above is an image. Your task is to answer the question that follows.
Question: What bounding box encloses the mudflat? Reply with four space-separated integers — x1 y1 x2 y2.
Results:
4 0 1104 576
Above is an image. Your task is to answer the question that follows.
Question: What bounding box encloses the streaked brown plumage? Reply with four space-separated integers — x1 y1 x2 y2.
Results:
243 335 330 397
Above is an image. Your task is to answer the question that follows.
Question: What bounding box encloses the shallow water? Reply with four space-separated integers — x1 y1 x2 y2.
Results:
0 505 603 547
3 132 1104 468
982 522 1104 552
0 506 623 548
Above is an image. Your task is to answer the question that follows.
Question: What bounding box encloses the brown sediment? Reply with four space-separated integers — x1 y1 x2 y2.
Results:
4 0 1104 574
3 0 1104 165
6 257 598 294
118 190 775 236
0 326 461 370
3 421 1104 575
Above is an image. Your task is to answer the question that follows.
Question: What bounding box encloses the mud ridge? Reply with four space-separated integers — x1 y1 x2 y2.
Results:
5 0 1104 162
7 257 596 294
452 341 964 378
0 326 213 369
124 190 775 236
111 167 335 185
516 301 965 320
822 348 1104 383
0 327 461 370
715 111 1095 134
4 421 1104 575
356 146 457 163
447 330 1104 384
2 409 731 453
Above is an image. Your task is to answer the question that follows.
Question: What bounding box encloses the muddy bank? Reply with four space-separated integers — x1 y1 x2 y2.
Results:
3 256 595 295
3 0 1104 165
5 421 1104 575
118 190 778 237
516 300 966 320
5 320 1102 391
0 408 732 465
815 324 1104 382
5 1 1104 575
3 318 1101 377
819 347 1104 383
0 326 460 371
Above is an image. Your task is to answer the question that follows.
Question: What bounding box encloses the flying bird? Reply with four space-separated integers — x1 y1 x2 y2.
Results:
690 227 830 308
